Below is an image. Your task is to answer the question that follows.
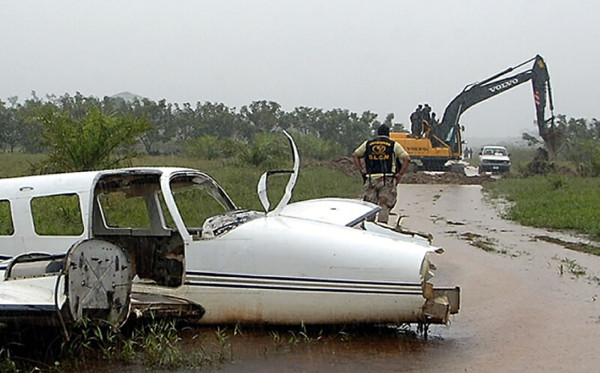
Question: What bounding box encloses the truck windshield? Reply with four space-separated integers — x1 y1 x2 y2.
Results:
484 148 506 156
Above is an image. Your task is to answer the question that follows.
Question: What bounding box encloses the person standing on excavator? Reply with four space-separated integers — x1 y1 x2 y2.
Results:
410 104 423 136
422 104 432 125
352 124 411 223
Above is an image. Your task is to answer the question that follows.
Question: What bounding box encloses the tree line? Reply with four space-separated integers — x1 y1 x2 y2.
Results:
1 92 598 175
0 92 403 160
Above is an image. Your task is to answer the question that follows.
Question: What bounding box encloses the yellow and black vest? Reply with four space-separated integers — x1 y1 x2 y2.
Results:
365 136 395 174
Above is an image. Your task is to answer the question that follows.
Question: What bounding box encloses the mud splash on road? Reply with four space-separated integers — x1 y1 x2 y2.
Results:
535 234 600 256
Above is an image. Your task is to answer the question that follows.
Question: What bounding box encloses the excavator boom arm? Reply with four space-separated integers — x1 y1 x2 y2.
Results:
439 69 533 131
434 55 559 155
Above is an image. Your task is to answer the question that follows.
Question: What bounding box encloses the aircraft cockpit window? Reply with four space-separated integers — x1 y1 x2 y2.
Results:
169 175 235 234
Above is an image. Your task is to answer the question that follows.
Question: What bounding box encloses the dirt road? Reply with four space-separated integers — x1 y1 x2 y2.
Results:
395 184 600 372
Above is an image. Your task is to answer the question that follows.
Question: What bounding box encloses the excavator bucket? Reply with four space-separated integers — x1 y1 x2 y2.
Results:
532 55 563 156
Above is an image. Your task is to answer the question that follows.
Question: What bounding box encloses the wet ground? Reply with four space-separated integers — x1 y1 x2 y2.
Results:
223 183 599 372
393 183 600 372
107 182 599 372
17 181 599 372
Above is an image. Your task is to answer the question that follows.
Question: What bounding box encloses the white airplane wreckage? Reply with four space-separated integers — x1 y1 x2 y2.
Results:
0 132 459 332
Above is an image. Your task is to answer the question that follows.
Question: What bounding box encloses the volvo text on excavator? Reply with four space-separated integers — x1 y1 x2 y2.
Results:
391 54 561 171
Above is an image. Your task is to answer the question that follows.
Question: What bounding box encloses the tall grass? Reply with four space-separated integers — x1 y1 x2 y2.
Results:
505 146 537 174
484 175 600 238
134 155 362 209
55 317 231 371
0 153 45 177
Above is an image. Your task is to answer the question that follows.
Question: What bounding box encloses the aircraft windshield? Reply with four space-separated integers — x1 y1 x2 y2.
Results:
169 174 236 231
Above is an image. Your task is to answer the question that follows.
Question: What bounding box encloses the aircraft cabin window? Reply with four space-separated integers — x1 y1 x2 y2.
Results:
31 194 84 236
0 200 14 235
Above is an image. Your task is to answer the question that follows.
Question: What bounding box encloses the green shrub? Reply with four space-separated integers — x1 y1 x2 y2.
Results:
294 133 344 160
235 133 292 168
34 106 150 173
546 174 567 190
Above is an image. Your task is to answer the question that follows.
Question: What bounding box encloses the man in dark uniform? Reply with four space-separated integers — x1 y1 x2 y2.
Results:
410 104 423 136
352 124 411 223
422 103 432 124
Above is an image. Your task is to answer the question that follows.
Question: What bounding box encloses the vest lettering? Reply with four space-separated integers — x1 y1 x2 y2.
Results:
365 137 395 174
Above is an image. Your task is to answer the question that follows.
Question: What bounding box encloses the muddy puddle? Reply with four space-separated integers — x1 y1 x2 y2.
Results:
179 325 447 373
73 323 452 372
7 184 600 372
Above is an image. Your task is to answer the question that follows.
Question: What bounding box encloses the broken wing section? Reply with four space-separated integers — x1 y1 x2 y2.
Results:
0 254 67 325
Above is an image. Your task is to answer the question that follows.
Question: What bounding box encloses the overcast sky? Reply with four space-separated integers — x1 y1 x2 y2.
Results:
2 0 598 139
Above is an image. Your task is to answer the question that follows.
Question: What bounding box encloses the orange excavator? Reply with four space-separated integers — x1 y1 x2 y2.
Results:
391 55 561 171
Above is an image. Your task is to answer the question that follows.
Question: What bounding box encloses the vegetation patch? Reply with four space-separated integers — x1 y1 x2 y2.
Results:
0 348 17 373
556 257 587 278
484 176 600 240
0 318 235 372
552 256 600 286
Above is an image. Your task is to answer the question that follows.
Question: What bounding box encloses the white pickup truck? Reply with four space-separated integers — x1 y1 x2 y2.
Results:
478 145 511 173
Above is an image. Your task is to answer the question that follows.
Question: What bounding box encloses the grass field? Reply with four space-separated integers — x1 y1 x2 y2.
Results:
0 153 45 177
484 175 600 239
